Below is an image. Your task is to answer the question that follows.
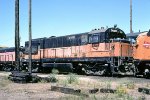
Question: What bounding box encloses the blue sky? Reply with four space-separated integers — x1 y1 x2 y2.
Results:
0 0 150 47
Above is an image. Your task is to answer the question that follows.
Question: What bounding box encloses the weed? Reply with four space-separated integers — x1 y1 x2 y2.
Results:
138 96 146 100
126 82 135 89
124 94 134 100
49 74 58 83
106 81 112 89
38 74 58 83
93 95 97 100
101 94 109 100
78 96 86 100
60 79 68 87
39 79 48 83
67 73 78 84
52 68 59 74
45 68 59 83
116 85 127 97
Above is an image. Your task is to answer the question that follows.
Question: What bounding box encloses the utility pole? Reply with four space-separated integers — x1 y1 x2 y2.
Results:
28 0 32 74
10 0 34 83
130 0 133 33
15 0 20 71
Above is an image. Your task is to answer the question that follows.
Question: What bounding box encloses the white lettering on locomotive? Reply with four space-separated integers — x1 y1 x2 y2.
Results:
143 41 150 48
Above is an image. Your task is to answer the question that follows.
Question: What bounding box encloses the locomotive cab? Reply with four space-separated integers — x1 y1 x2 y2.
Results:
106 27 133 75
83 26 133 76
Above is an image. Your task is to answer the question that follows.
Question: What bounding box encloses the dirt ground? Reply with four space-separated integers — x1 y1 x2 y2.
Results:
0 72 150 100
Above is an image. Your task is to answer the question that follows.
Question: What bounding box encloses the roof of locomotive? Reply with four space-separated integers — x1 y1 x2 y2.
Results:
126 31 149 39
126 31 148 37
88 28 107 34
25 32 88 43
26 26 125 41
126 32 140 38
0 47 15 53
136 31 149 39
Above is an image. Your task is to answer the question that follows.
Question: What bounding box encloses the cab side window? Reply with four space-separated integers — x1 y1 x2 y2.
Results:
89 34 99 43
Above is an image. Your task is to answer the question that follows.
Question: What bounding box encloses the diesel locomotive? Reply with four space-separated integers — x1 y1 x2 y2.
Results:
21 26 134 76
132 31 150 78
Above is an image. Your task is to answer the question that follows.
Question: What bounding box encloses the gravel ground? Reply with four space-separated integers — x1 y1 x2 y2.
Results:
0 83 68 100
0 72 150 100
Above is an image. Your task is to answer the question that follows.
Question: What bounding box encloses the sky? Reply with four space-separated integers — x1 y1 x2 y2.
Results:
0 0 150 47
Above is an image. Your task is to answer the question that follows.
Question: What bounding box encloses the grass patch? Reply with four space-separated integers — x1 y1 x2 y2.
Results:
58 73 79 87
48 74 58 83
39 68 59 83
49 68 59 83
116 85 127 97
138 96 146 100
0 76 11 88
38 75 58 83
58 79 68 87
67 73 79 84
52 68 59 74
105 81 112 89
126 82 135 89
124 94 134 100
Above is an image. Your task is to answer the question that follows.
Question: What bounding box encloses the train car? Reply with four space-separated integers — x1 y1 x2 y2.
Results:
133 30 150 78
22 26 134 76
0 47 16 71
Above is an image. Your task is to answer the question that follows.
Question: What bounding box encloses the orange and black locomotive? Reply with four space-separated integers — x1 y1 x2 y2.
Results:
21 26 134 76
